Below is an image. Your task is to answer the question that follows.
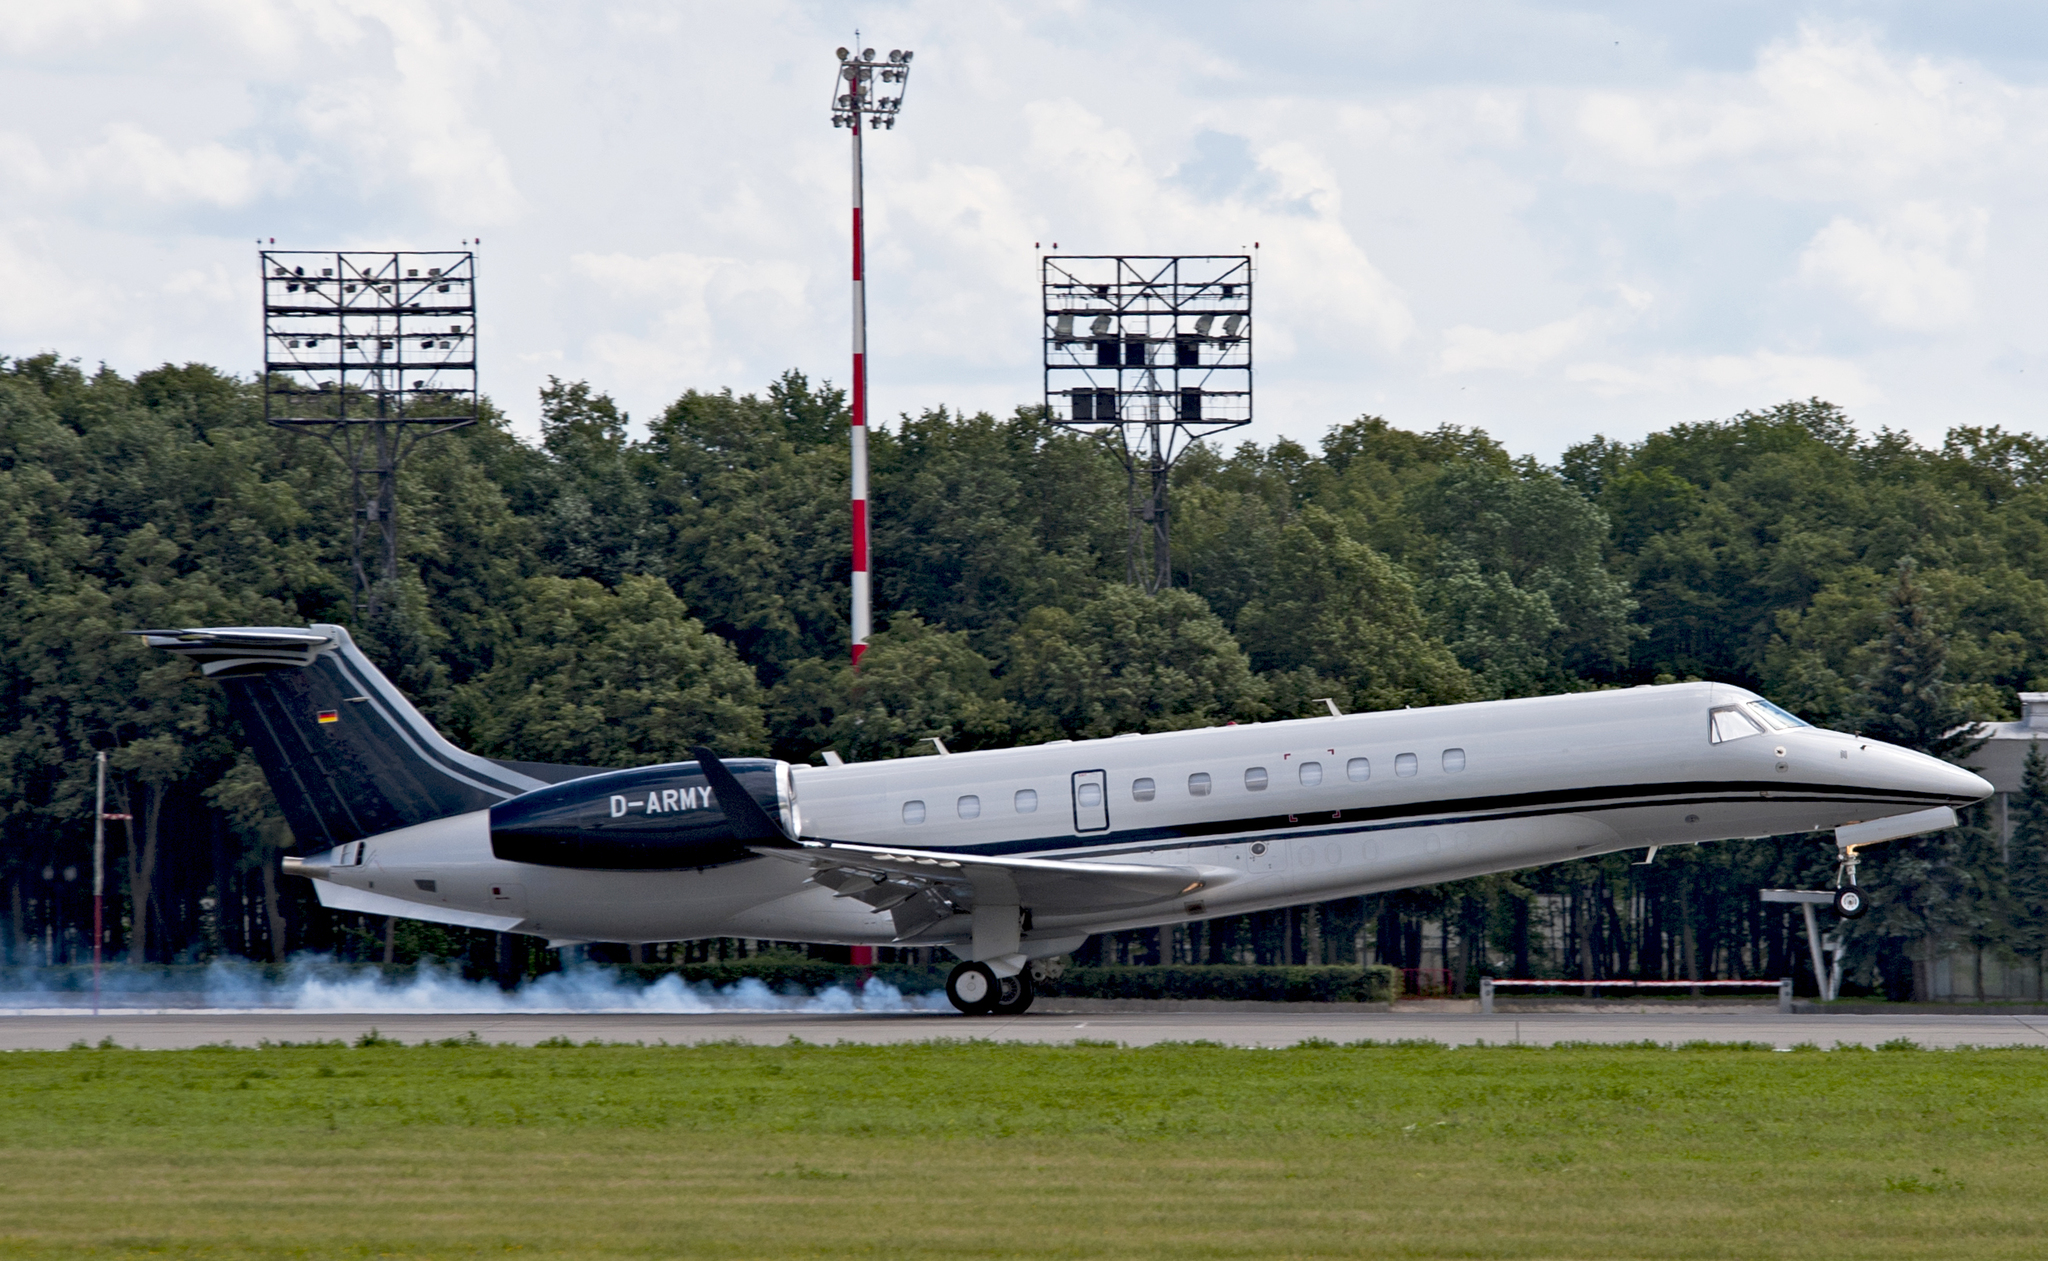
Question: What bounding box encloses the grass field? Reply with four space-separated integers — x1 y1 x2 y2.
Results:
2 1035 2046 1258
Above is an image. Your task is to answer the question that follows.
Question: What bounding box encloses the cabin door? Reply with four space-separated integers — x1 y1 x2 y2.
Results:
1071 769 1110 833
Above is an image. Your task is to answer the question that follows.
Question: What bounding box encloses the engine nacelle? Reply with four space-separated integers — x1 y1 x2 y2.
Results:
489 758 797 870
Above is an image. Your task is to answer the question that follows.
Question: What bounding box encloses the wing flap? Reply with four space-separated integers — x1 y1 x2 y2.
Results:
756 839 1231 936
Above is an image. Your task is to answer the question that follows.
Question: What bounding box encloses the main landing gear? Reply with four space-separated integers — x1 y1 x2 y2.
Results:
945 961 1035 1016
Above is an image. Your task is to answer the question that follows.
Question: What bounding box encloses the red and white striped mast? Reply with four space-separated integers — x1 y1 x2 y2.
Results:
831 42 912 668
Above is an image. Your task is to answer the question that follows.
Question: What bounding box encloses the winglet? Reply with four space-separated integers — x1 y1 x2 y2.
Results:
690 746 796 846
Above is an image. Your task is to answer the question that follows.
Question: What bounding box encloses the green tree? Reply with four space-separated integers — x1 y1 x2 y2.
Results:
1233 507 1472 713
768 616 1015 763
451 574 766 766
1005 586 1265 741
1848 560 1987 760
1411 461 1638 696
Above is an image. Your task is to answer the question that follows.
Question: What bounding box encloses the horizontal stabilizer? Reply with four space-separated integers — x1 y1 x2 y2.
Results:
311 878 525 933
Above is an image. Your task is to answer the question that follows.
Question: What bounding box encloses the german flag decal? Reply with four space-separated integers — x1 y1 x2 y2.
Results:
316 710 340 724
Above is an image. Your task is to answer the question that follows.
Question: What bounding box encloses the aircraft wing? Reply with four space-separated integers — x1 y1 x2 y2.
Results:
754 839 1234 940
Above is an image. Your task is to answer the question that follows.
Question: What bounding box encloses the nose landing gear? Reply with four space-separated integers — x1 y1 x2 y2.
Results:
1832 847 1867 920
945 961 1036 1015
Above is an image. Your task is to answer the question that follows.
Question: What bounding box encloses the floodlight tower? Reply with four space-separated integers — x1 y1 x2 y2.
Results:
829 42 913 668
260 250 478 621
1044 256 1253 593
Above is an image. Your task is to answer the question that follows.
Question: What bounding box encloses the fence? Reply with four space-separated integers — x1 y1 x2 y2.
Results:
1478 977 1795 1014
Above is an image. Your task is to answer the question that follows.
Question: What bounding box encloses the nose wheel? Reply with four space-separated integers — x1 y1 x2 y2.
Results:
1832 847 1868 919
945 962 1036 1015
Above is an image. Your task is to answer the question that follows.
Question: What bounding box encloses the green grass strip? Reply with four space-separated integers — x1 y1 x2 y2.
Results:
1 1039 2044 1258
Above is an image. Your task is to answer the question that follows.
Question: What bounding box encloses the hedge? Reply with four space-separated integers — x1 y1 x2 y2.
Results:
1034 964 1398 1004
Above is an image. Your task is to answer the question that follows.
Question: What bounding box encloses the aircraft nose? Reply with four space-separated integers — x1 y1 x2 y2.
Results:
1898 749 1992 806
1945 761 1995 805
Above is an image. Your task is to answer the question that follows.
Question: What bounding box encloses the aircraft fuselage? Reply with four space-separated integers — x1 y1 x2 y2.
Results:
298 681 1989 952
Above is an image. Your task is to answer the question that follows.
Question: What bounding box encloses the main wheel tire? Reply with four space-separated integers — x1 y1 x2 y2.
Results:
1834 885 1867 919
992 969 1035 1016
946 961 1000 1015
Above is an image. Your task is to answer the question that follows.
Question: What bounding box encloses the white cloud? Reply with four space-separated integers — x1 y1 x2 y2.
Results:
1798 203 1986 330
1565 351 1880 407
5 6 2048 458
0 125 273 209
1439 314 1596 374
0 224 120 337
1572 24 2030 197
294 3 521 223
1011 102 1412 358
569 251 812 399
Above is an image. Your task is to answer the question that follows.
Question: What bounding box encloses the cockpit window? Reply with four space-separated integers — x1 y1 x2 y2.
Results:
1748 699 1810 730
1710 706 1765 743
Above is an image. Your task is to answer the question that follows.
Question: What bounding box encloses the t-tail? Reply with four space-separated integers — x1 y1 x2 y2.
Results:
135 625 596 849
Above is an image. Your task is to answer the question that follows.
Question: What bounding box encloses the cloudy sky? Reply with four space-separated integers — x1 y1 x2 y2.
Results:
5 1 2048 458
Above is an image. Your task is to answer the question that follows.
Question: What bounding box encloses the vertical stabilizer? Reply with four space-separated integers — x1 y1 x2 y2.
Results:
137 624 580 849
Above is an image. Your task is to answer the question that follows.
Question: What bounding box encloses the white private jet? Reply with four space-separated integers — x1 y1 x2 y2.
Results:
142 624 1989 1014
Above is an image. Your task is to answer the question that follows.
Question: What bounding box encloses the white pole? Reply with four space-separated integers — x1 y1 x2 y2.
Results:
93 750 105 1017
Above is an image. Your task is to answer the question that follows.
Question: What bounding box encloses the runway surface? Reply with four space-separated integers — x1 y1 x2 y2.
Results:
8 1006 2048 1050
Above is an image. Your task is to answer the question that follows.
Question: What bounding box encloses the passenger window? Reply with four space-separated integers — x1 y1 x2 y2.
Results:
902 800 927 824
1014 788 1038 813
1443 748 1466 773
957 795 981 820
1395 753 1418 777
1132 777 1156 802
1710 706 1764 743
1299 761 1323 787
1077 781 1103 808
1245 767 1269 791
1188 772 1212 797
1347 757 1370 782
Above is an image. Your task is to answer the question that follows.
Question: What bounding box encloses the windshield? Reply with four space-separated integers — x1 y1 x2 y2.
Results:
1710 706 1764 743
1710 699 1812 743
1749 699 1810 730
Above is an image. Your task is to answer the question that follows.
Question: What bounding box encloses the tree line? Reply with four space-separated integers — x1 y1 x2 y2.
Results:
6 351 2048 997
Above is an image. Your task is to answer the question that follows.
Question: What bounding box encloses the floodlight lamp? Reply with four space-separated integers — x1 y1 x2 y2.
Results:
889 49 902 62
837 47 849 60
862 48 874 60
902 50 913 61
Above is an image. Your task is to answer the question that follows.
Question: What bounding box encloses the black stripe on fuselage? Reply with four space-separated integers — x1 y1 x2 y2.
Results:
808 778 1969 863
